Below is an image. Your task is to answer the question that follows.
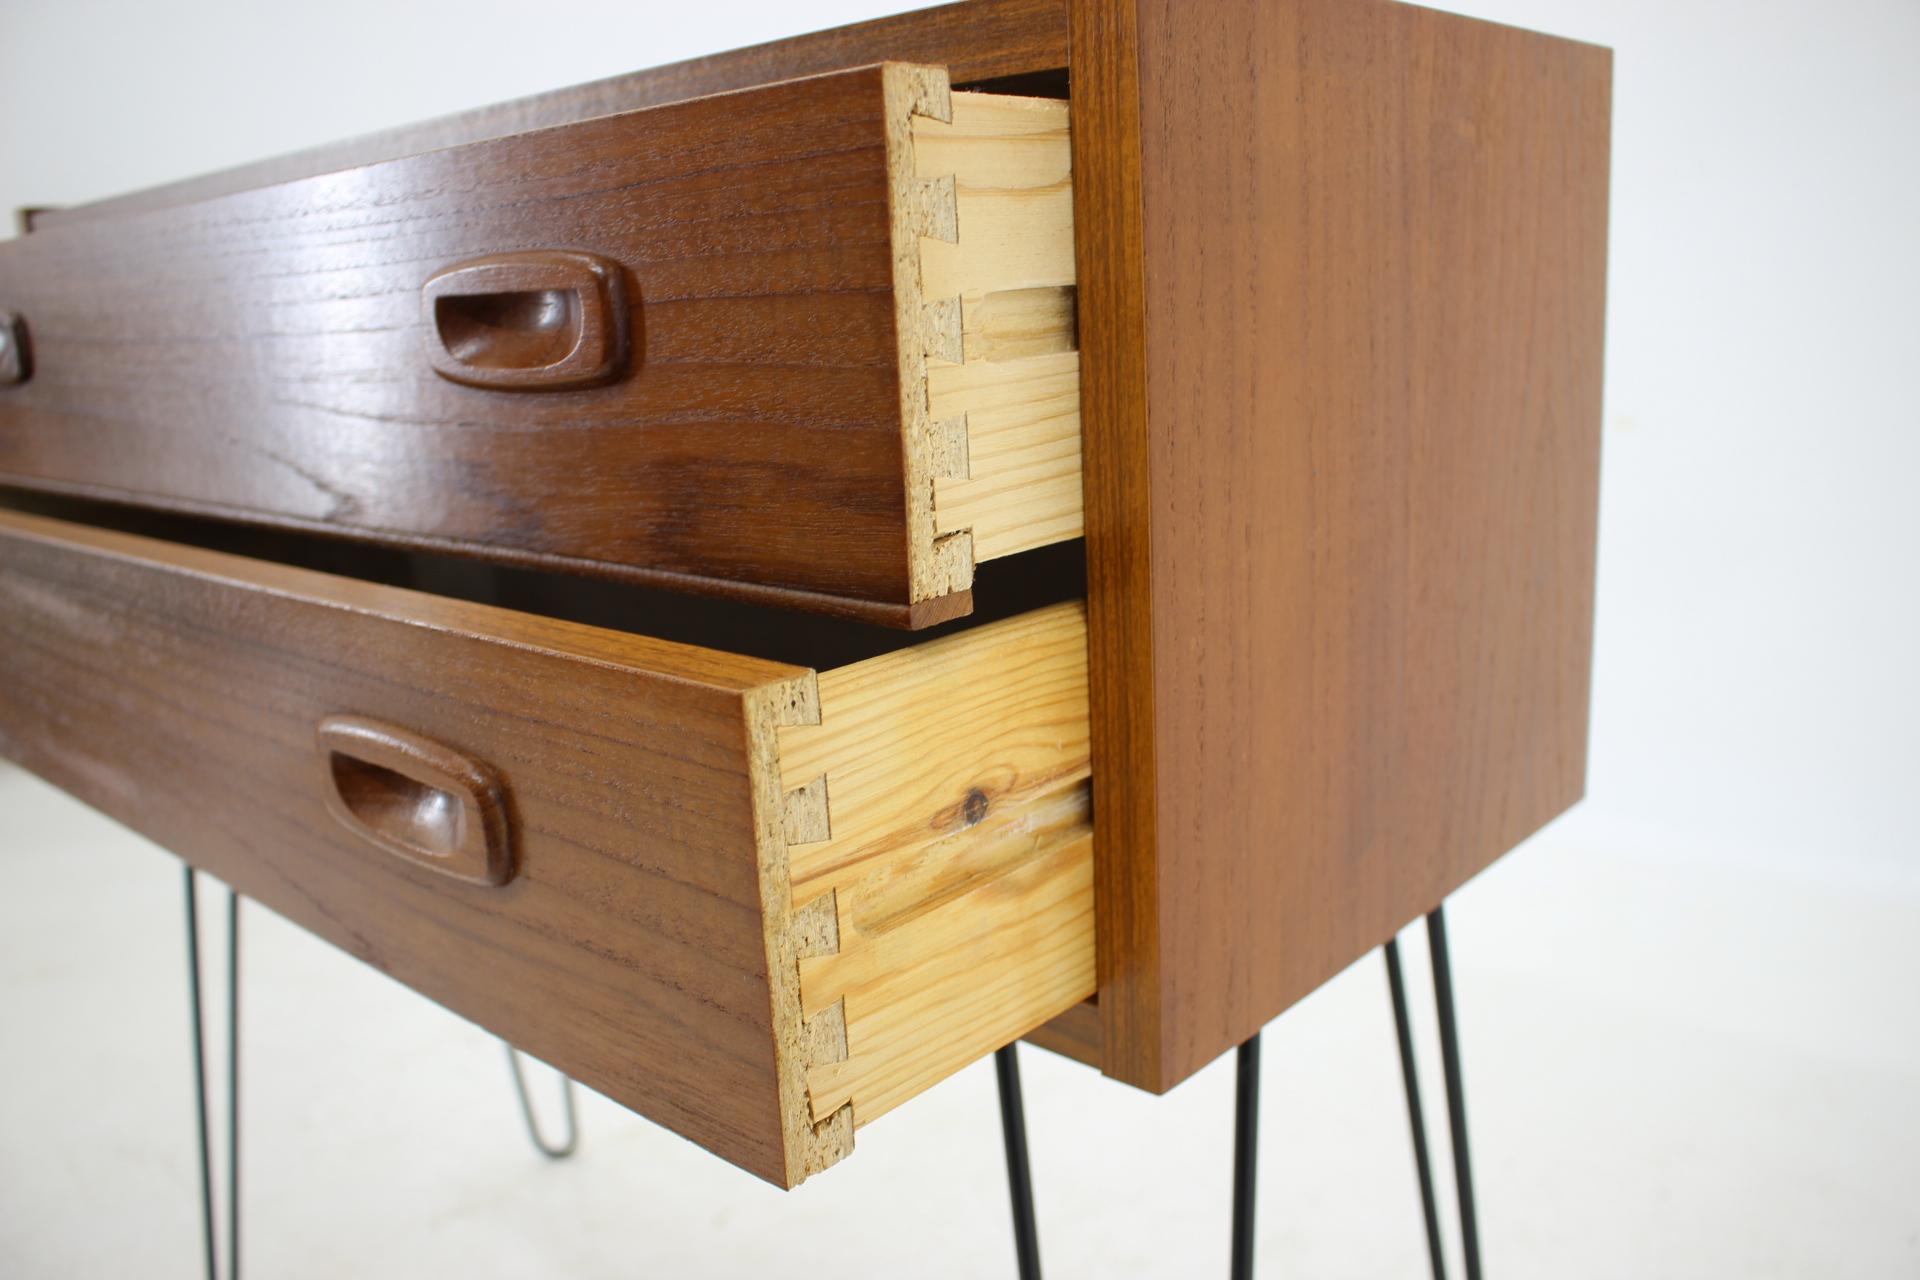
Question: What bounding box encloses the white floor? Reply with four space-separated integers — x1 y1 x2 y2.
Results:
1 762 1914 1278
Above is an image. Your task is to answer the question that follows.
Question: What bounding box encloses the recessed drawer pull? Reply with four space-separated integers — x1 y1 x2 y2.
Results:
0 310 28 386
316 715 514 886
422 250 629 391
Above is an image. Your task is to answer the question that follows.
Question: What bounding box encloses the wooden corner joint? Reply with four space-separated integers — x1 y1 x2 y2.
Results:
884 65 1084 604
787 885 851 1123
766 605 1099 1174
884 63 965 606
778 769 853 1142
746 674 854 1186
773 739 854 1149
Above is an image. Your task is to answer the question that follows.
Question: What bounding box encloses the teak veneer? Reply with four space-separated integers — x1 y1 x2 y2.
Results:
1069 0 1610 1088
0 0 1611 1180
0 509 1092 1185
0 66 1077 627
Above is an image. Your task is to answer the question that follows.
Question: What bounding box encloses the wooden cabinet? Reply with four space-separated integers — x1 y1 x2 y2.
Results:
0 0 1610 1187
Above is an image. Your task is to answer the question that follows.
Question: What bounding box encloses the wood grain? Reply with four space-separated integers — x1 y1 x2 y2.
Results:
0 68 1081 627
0 69 928 623
0 507 1096 1181
34 0 1069 228
779 601 1091 903
1024 998 1103 1069
1067 0 1163 1086
806 828 1092 1125
913 93 1083 568
0 507 836 1183
778 602 1095 1128
1072 0 1612 1089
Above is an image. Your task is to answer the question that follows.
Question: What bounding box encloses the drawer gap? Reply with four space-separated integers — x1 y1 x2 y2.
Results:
0 489 1085 671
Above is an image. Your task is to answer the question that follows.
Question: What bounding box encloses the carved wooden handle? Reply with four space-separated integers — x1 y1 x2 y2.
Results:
317 715 514 886
422 250 629 391
0 311 29 386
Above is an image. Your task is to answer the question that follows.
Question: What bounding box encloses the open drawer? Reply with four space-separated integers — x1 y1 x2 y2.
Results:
0 65 1078 627
0 509 1092 1186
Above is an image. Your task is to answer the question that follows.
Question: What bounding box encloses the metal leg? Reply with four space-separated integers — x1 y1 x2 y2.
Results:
1427 906 1481 1280
505 1046 579 1159
994 1044 1042 1280
169 883 1473 1280
1386 939 1447 1280
184 869 216 1280
226 889 240 1280
1231 1032 1260 1280
184 868 239 1280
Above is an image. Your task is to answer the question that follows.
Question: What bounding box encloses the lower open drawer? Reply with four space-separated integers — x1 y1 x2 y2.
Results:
0 509 1092 1186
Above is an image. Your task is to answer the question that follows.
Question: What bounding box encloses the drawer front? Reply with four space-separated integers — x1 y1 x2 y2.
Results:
0 510 1091 1186
0 65 1079 627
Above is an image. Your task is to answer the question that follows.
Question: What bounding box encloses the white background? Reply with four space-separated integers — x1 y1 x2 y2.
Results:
2 0 1916 1275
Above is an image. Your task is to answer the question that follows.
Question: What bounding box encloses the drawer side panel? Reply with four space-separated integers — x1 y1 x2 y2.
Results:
777 601 1095 1128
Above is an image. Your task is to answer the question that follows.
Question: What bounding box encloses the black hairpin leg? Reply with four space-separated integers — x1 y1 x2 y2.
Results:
1386 939 1447 1280
505 1046 580 1159
1427 906 1480 1280
1230 1032 1262 1280
995 1044 1042 1280
184 868 576 1280
184 867 240 1280
998 1031 1261 1280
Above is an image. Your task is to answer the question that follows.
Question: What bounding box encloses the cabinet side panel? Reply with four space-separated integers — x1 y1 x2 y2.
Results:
1068 0 1166 1086
1111 0 1611 1087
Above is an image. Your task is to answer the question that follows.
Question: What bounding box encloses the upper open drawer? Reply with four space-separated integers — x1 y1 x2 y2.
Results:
0 508 1092 1186
0 64 1078 627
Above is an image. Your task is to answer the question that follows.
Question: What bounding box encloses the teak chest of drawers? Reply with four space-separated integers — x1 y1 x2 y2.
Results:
0 0 1610 1188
